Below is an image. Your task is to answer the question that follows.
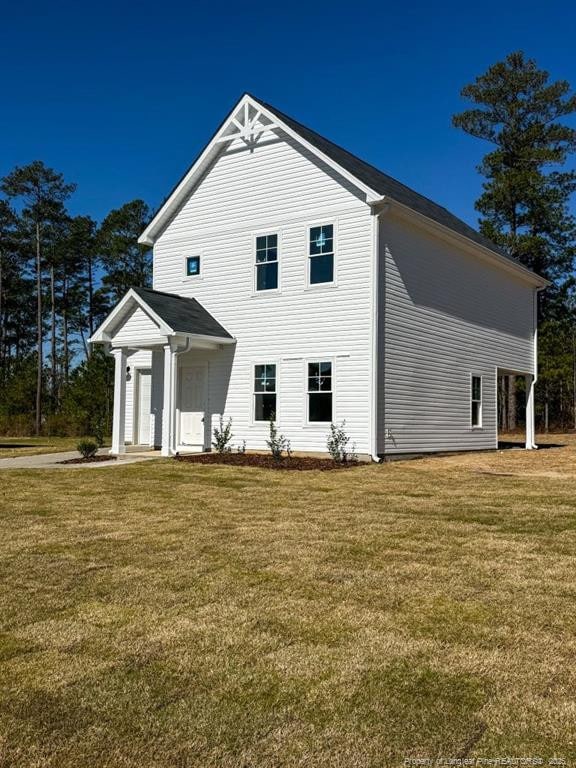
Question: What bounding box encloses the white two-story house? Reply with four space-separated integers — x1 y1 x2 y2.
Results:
90 93 548 460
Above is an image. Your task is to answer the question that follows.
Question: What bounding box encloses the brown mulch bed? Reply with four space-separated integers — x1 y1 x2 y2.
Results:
58 455 117 465
174 452 358 471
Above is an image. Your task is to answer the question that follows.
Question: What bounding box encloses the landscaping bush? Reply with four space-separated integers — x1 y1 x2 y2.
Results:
77 439 98 459
327 421 357 463
212 416 234 453
266 418 291 460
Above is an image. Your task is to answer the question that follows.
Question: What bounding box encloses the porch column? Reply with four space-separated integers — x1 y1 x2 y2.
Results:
161 343 174 457
111 348 128 455
525 374 536 450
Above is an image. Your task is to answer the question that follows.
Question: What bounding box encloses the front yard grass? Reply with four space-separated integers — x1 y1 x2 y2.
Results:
0 435 575 766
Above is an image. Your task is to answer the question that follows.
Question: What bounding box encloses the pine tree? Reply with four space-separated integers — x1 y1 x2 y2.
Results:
453 52 576 430
1 162 75 434
97 200 152 308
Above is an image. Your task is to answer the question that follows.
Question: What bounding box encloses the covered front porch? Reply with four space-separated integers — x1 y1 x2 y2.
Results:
89 287 235 457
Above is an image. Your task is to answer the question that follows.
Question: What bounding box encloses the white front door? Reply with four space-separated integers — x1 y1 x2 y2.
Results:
179 365 207 448
136 369 152 445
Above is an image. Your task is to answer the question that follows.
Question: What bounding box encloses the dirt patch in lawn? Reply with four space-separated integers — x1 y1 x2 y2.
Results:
175 452 357 471
58 455 117 465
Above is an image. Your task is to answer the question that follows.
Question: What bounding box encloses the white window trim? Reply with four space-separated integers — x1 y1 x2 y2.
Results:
251 359 280 425
306 220 338 289
252 230 281 295
471 373 483 429
182 252 203 281
304 357 335 426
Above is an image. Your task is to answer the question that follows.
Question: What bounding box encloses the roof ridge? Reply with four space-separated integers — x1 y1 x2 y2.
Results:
250 94 533 270
253 96 457 218
134 285 198 302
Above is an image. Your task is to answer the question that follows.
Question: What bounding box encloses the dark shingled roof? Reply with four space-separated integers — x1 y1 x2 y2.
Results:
133 286 233 339
252 95 518 265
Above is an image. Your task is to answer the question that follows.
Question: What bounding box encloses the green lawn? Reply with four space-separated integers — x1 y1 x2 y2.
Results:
0 436 574 766
0 436 101 458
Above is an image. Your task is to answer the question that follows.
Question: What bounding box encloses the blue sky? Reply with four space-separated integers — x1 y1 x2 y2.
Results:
2 0 575 228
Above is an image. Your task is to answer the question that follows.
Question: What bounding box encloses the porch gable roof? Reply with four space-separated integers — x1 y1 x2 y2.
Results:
89 286 234 345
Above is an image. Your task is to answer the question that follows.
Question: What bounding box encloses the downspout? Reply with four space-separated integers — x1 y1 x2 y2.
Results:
370 203 390 463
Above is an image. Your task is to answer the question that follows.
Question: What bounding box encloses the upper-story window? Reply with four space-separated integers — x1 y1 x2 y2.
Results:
308 224 334 285
185 255 201 277
255 234 278 291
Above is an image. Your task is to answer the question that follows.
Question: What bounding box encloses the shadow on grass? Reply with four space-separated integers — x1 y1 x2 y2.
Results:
498 441 565 450
0 443 49 449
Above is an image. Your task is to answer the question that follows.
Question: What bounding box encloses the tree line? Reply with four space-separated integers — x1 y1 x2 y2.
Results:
0 161 152 437
1 52 575 438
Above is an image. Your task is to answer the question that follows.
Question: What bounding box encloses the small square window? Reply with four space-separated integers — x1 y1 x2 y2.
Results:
186 256 200 276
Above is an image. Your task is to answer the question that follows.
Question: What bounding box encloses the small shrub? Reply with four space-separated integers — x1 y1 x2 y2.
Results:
327 421 357 463
266 418 291 461
77 439 98 459
237 440 247 454
212 416 234 453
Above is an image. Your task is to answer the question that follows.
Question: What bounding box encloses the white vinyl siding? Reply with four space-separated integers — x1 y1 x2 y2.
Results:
110 305 164 346
379 212 536 454
153 130 373 454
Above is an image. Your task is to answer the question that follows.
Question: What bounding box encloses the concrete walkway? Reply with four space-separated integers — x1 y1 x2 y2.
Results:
0 448 161 470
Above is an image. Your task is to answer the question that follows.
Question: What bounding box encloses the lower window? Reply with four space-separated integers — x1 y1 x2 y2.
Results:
471 375 482 427
254 364 276 421
308 361 332 422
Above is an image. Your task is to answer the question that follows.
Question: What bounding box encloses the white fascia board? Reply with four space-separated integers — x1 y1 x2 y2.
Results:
89 288 173 343
138 94 382 246
380 198 550 289
179 332 236 345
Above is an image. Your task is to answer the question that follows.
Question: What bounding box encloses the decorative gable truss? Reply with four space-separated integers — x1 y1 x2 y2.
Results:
138 93 383 246
214 100 280 147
